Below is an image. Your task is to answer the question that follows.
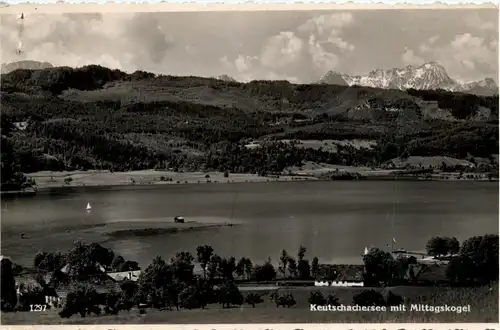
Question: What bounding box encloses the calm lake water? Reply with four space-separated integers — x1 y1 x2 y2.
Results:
1 181 498 268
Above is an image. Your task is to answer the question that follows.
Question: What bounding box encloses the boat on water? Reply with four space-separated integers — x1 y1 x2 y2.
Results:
86 202 92 211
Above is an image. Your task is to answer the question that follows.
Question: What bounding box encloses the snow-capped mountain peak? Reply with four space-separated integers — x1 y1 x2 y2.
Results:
318 70 348 86
318 61 497 95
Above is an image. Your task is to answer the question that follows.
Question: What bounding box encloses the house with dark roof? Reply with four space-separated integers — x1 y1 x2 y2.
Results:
13 272 62 309
15 265 125 309
46 275 122 309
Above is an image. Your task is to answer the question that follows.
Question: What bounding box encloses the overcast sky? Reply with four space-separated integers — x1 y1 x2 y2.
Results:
0 9 498 83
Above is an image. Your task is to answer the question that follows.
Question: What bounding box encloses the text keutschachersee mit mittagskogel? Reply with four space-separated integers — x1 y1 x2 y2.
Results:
310 304 471 314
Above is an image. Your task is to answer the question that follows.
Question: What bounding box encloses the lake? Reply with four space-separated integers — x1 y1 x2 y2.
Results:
1 180 498 268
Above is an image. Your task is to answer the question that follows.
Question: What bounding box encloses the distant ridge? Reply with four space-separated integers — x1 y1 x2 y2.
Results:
1 60 53 74
1 61 496 98
319 62 498 96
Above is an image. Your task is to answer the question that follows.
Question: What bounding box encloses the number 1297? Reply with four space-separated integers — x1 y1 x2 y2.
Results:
30 304 47 312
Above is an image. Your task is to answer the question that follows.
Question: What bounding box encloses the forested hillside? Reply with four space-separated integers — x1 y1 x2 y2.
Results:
1 65 498 190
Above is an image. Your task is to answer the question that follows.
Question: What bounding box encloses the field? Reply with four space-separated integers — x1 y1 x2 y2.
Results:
2 285 497 324
27 170 315 190
25 156 495 193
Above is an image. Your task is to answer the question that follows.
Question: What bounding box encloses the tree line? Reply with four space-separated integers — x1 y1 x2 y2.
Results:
1 233 497 317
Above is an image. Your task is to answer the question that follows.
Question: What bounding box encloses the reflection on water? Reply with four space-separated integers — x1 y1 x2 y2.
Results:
1 181 498 267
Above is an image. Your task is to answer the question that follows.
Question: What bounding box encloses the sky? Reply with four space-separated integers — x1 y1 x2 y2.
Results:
0 9 498 83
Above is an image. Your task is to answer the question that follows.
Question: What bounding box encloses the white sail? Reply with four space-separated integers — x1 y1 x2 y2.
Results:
364 247 369 255
86 203 92 210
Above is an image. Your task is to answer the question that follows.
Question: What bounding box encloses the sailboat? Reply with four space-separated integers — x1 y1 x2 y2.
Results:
86 202 92 211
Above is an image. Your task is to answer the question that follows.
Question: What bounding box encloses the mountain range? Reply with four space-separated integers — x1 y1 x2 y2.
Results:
318 62 498 96
1 60 498 96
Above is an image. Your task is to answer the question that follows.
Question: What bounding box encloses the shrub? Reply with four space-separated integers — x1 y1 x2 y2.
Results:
244 292 264 308
385 291 404 307
308 291 327 305
275 293 296 308
217 281 243 308
326 293 340 306
352 290 386 306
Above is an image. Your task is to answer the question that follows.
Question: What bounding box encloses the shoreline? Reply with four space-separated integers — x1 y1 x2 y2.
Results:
2 168 497 197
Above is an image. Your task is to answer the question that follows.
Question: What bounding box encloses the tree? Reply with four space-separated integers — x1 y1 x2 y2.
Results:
287 257 298 278
64 241 102 280
196 245 214 279
1 258 17 311
297 259 311 280
244 292 264 308
116 260 140 272
253 261 276 282
207 254 221 281
171 252 195 284
311 256 319 279
426 236 451 256
297 245 306 261
88 243 115 268
119 280 138 305
279 249 289 278
459 234 499 284
236 257 253 280
218 281 243 308
34 251 66 272
447 237 460 255
103 291 122 315
218 257 237 281
0 135 29 192
362 248 396 286
393 255 411 284
136 256 175 309
59 284 101 318
178 285 204 310
445 255 474 285
111 255 126 271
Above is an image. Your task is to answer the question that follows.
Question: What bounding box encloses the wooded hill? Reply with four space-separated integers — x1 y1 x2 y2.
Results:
1 65 498 190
